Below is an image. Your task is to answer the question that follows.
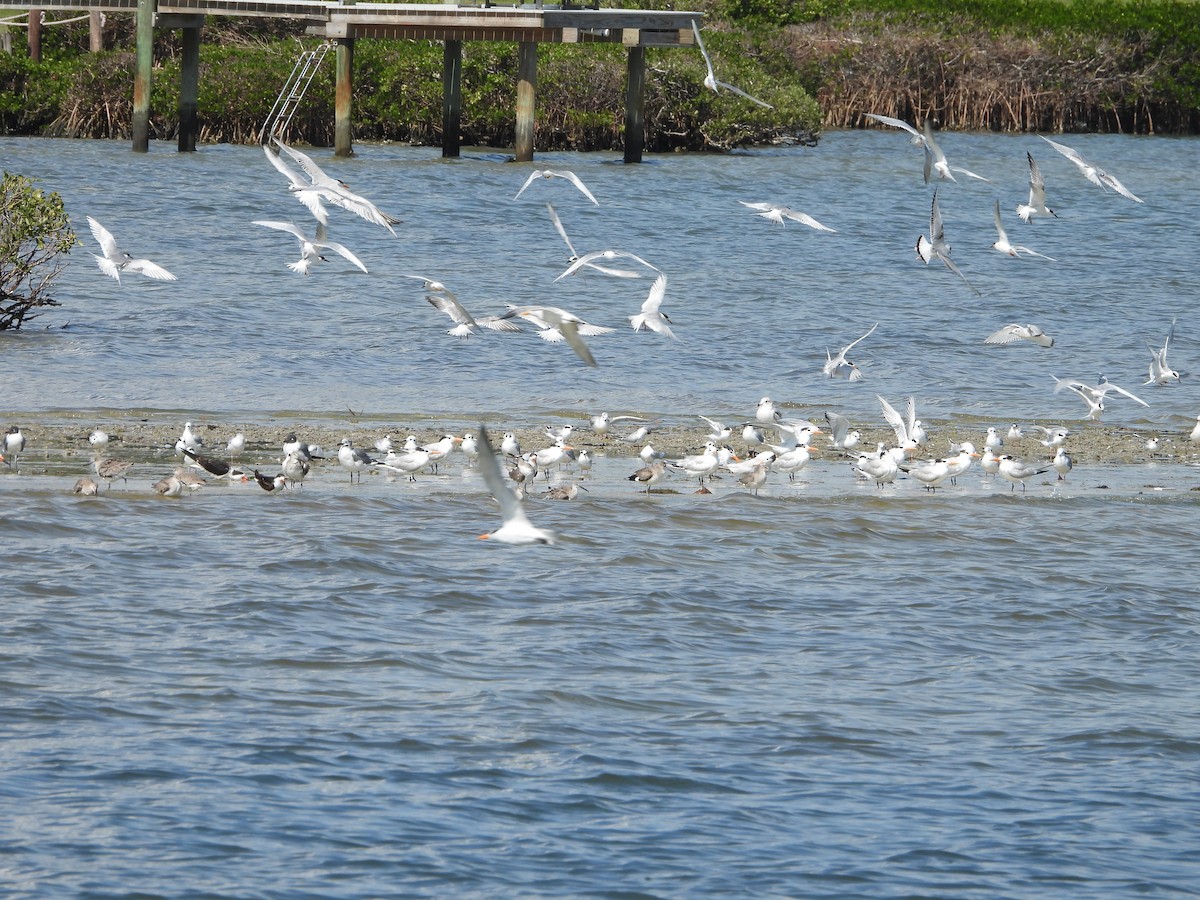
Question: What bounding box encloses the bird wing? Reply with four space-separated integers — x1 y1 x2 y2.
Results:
984 324 1026 345
712 79 774 109
877 394 910 446
691 19 716 81
513 170 542 201
427 293 474 327
555 249 659 282
992 198 1010 242
126 258 178 281
477 426 533 526
863 113 923 140
824 410 850 445
253 220 307 241
781 209 836 232
476 315 523 333
1026 152 1048 207
949 165 992 183
87 216 120 260
640 274 668 314
557 170 599 205
275 139 336 189
546 202 578 258
556 319 597 367
1103 382 1150 407
1099 171 1142 203
317 239 369 273
738 200 776 212
841 321 878 354
928 189 945 243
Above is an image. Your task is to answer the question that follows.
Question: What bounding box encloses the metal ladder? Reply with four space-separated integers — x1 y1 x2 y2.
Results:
260 42 333 145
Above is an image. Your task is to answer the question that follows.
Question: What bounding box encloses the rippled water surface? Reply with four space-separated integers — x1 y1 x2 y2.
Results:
3 133 1200 896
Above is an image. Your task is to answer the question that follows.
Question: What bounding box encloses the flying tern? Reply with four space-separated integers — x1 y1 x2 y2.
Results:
691 20 773 109
1052 375 1149 420
878 394 925 450
475 425 557 545
253 220 368 275
862 112 926 146
554 249 660 282
823 322 878 381
545 203 640 277
274 139 400 234
501 305 605 366
1145 319 1181 385
629 274 675 338
990 199 1055 260
1017 152 1057 222
738 201 835 232
916 189 979 294
1039 135 1142 202
922 119 991 183
87 217 177 283
262 143 330 225
984 323 1055 348
513 169 599 206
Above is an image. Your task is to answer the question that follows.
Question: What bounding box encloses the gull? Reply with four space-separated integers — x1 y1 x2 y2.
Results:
589 412 645 436
501 305 604 367
916 189 978 294
862 112 925 146
253 470 288 492
227 432 246 460
878 394 925 450
275 139 399 234
514 169 599 206
984 323 1055 348
629 274 676 338
691 20 773 109
3 425 25 466
87 217 177 283
738 201 835 232
1029 425 1070 449
756 396 782 425
628 459 667 494
1052 445 1073 480
253 220 368 276
73 477 99 496
178 421 204 452
670 441 722 484
501 432 522 458
545 203 640 277
1190 415 1200 444
997 454 1052 492
984 427 1004 452
281 449 310 488
699 415 733 442
824 411 861 452
554 249 660 282
93 456 134 488
990 199 1055 260
1017 152 1058 222
337 438 375 482
282 433 323 460
262 143 329 225
1145 319 1181 385
922 119 990 183
823 322 877 381
1052 375 1148 421
88 429 109 451
1040 135 1142 203
475 425 556 545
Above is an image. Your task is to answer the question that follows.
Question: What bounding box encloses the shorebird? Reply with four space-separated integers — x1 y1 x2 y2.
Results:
824 411 861 452
629 459 668 494
738 201 835 232
1039 135 1142 202
253 220 369 276
475 425 556 545
823 322 877 381
153 473 187 497
513 169 598 206
984 323 1055 348
1052 445 1073 480
629 274 676 338
93 456 134 489
86 217 177 283
1016 152 1057 222
73 477 99 496
917 189 978 294
274 139 400 234
1145 319 1181 385
691 19 773 108
990 199 1055 260
543 483 586 501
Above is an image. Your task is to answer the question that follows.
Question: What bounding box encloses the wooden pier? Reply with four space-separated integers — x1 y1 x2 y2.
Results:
5 0 701 162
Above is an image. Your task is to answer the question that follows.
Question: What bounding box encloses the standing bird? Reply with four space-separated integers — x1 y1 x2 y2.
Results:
823 322 878 381
253 470 288 492
475 425 557 545
226 432 246 461
1016 152 1058 222
73 477 99 496
86 217 177 283
690 19 773 109
629 274 676 338
93 456 134 489
337 439 375 483
669 441 721 485
178 421 204 453
756 396 782 425
152 473 187 498
3 425 25 467
88 429 110 452
984 427 1004 453
1052 446 1073 481
501 432 523 458
997 455 1052 492
281 450 310 488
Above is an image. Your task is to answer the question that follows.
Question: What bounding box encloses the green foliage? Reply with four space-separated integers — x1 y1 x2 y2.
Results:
0 171 76 330
0 54 72 133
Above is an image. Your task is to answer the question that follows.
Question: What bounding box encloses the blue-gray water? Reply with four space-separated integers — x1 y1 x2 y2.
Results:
3 134 1200 897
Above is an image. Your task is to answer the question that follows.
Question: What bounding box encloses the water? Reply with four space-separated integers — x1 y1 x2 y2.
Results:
2 134 1200 896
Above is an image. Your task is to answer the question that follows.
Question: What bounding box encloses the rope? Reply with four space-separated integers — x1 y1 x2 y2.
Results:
0 11 105 27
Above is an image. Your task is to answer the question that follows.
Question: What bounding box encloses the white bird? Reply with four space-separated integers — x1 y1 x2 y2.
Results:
590 412 645 436
501 433 522 458
639 443 664 464
756 396 782 425
226 432 246 460
670 441 721 484
262 143 330 225
771 443 815 482
1190 416 1200 444
378 447 432 481
984 322 1055 348
554 248 660 282
274 139 400 234
86 217 177 283
824 411 861 452
738 201 835 232
997 454 1052 492
337 438 374 482
502 305 608 366
853 445 905 488
1052 445 1073 480
461 433 479 465
88 429 109 451
545 203 640 277
984 426 1004 452
862 112 925 146
698 415 733 442
253 220 368 276
544 424 573 442
373 435 393 455
629 458 668 494
423 434 462 471
1052 375 1148 420
623 424 653 445
629 274 676 338
900 456 952 492
1007 424 1025 441
1016 152 1057 222
916 189 978 294
921 119 990 183
980 446 1001 478
823 322 877 381
990 199 1055 260
280 449 310 488
421 287 523 338
741 422 769 447
475 425 556 545
1145 319 1181 385
691 19 773 109
878 395 924 450
178 421 204 452
3 425 25 466
944 442 979 484
1029 425 1070 449
1039 135 1142 203
513 169 599 206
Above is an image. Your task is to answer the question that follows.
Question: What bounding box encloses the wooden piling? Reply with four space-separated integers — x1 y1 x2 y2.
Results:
27 7 41 61
442 39 462 158
334 37 354 157
623 45 645 164
515 41 537 163
132 0 155 152
178 22 202 152
89 10 103 52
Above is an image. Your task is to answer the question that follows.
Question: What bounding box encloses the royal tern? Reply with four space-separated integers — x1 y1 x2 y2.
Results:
990 199 1055 260
738 201 835 232
274 139 400 234
554 248 660 282
823 322 877 381
1039 135 1142 203
691 20 773 109
922 119 990 183
378 447 432 481
1016 152 1057 222
73 477 99 496
853 445 905 488
530 439 575 478
944 442 979 484
501 305 605 367
628 458 668 494
1145 319 1181 385
253 220 368 276
900 456 952 491
629 274 676 338
422 434 462 471
670 441 721 484
513 169 599 206
87 217 177 283
1052 445 1073 480
771 444 815 482
984 322 1055 348
337 438 375 482
916 189 979 294
545 203 640 277
475 425 556 545
997 454 1052 492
